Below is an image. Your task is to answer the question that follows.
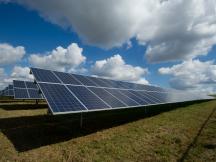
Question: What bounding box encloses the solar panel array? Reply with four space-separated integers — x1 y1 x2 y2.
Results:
30 67 209 115
13 80 43 99
0 85 14 97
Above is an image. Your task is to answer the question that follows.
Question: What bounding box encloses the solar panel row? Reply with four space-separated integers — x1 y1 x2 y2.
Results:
31 68 166 92
31 68 204 115
0 85 14 97
13 80 43 99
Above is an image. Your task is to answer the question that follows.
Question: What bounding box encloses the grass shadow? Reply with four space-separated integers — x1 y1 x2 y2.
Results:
178 105 216 162
0 100 212 152
0 103 48 110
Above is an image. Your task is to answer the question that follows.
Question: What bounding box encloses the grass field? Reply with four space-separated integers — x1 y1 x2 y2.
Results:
0 99 215 162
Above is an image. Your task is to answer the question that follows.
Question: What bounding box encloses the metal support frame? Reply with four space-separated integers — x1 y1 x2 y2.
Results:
35 99 38 105
80 112 83 128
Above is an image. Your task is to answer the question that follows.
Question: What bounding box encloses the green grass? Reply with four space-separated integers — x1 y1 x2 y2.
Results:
0 99 215 162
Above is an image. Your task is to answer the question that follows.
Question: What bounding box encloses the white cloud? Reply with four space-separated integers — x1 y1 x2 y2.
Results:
29 43 86 72
10 0 216 62
10 66 33 80
0 43 25 65
158 59 216 92
0 68 7 89
91 54 149 84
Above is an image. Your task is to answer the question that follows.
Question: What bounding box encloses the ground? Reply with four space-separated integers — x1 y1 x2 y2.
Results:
0 99 215 162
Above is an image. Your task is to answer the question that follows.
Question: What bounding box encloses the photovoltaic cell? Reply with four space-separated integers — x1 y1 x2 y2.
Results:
28 89 43 99
147 92 168 103
98 78 119 88
13 80 44 99
53 71 82 85
9 90 14 96
105 88 139 107
39 83 86 113
67 85 110 110
14 88 29 99
120 90 149 105
139 91 162 103
31 68 61 83
13 80 26 88
8 85 13 89
25 81 38 89
87 76 111 88
130 91 156 105
88 87 127 108
72 74 98 86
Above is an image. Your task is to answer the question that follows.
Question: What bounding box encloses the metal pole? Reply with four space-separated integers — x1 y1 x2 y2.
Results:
35 99 38 105
80 113 83 128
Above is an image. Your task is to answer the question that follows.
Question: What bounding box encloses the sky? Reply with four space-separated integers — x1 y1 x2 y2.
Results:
0 0 216 94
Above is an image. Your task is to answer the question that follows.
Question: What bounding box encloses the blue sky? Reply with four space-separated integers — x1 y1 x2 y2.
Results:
0 1 216 93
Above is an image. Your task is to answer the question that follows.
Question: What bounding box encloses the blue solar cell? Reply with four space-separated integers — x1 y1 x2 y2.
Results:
121 82 137 89
8 85 13 89
87 77 112 88
130 91 156 105
31 68 61 83
13 80 26 88
115 81 131 89
104 80 122 88
14 88 29 98
139 91 162 103
72 74 98 86
67 85 110 110
54 71 82 85
97 78 118 88
138 84 164 92
28 89 43 99
147 92 168 103
120 90 149 105
88 87 127 108
25 81 37 89
121 90 149 105
9 90 14 96
39 83 86 113
105 88 139 106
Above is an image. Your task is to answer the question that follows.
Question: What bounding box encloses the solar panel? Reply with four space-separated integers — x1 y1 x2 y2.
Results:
119 90 149 105
7 85 14 96
87 76 112 88
13 80 26 88
147 92 169 103
130 91 157 104
13 80 43 99
72 74 98 86
25 81 38 89
104 88 139 107
9 89 14 96
88 87 126 108
28 89 43 98
1 85 14 97
14 88 29 99
30 67 212 115
38 83 86 113
138 91 162 103
53 71 82 85
31 68 61 83
67 85 111 110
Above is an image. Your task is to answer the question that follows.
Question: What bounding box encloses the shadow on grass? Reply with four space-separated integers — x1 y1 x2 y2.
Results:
0 103 48 110
0 100 212 152
178 105 216 162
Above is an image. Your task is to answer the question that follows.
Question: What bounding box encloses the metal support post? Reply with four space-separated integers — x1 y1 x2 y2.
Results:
80 113 83 128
